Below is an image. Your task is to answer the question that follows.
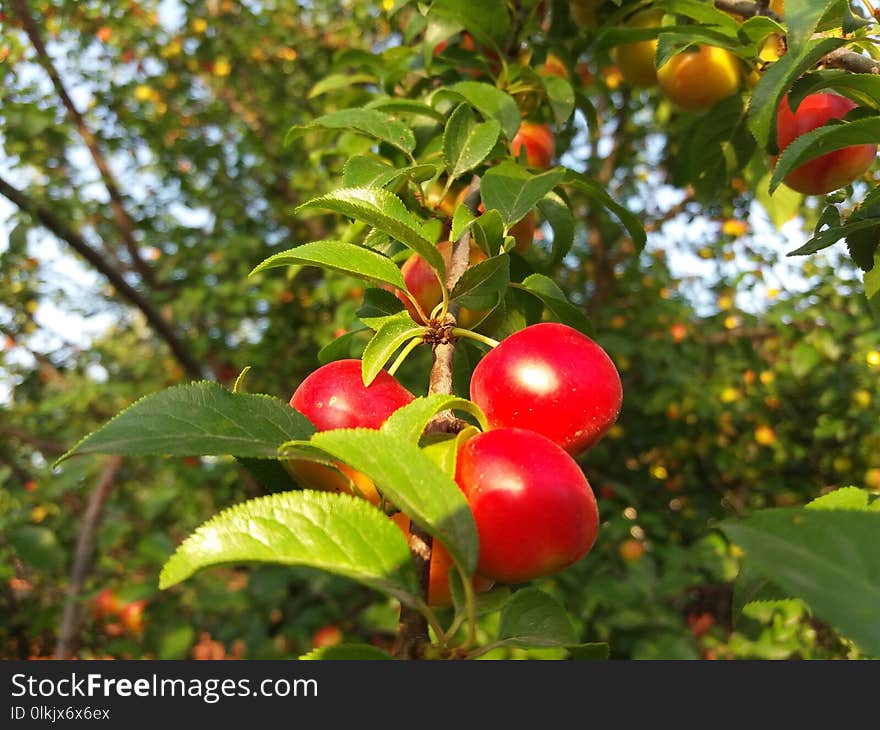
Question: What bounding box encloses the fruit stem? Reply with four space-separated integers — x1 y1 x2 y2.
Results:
386 334 425 377
403 291 431 325
449 328 500 349
443 564 477 650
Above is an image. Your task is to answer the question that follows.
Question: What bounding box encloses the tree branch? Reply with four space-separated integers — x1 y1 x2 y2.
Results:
393 178 482 660
714 0 880 74
0 175 204 379
10 0 157 287
54 455 124 659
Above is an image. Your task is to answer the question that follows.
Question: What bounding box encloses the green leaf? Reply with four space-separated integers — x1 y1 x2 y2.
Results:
807 486 874 511
785 0 839 56
720 508 880 656
358 287 406 324
421 426 480 479
451 203 477 243
159 490 420 606
473 208 505 256
287 108 416 156
298 188 444 277
57 383 315 464
310 429 479 575
481 162 566 227
866 250 880 321
451 254 510 310
381 394 488 442
442 81 521 140
10 526 65 572
563 171 647 252
788 218 880 257
429 0 509 49
307 73 378 99
514 274 592 334
299 643 394 660
318 328 369 365
542 75 575 127
250 240 406 291
443 104 501 180
157 625 196 660
537 191 574 267
748 36 847 153
770 116 880 193
731 560 790 621
343 157 438 189
367 97 446 122
361 313 426 386
496 588 579 648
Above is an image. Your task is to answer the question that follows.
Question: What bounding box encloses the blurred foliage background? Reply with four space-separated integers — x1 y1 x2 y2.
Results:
1 0 877 660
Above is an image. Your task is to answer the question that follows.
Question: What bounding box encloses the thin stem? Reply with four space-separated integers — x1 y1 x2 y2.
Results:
387 334 425 377
450 328 500 349
403 291 430 325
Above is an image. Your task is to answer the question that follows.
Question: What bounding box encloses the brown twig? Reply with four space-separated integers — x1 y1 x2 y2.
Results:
10 0 157 287
54 456 124 659
0 175 204 379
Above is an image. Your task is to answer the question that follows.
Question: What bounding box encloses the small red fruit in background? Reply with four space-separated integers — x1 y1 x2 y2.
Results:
455 428 599 583
312 624 343 649
511 122 556 169
119 600 147 635
619 538 645 563
470 322 623 456
96 26 112 43
774 93 877 195
288 359 414 504
91 588 122 621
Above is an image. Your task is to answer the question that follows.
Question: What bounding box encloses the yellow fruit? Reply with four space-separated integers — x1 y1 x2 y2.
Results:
214 57 231 77
854 390 872 408
867 351 880 367
192 17 208 34
864 468 880 490
134 84 153 102
610 10 663 88
754 425 776 446
619 539 645 563
657 45 742 112
759 370 775 385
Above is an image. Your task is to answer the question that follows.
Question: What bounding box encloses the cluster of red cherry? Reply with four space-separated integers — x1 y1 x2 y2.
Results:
288 322 622 604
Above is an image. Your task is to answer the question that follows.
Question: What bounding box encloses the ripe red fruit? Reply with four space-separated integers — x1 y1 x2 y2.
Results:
290 359 414 430
511 122 556 169
774 93 877 195
470 322 622 455
396 240 489 327
289 359 414 503
455 428 599 583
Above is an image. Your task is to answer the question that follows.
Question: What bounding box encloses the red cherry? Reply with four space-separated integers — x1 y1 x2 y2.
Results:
470 322 622 455
290 359 414 430
455 428 599 583
511 122 556 169
775 93 877 195
288 360 414 504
